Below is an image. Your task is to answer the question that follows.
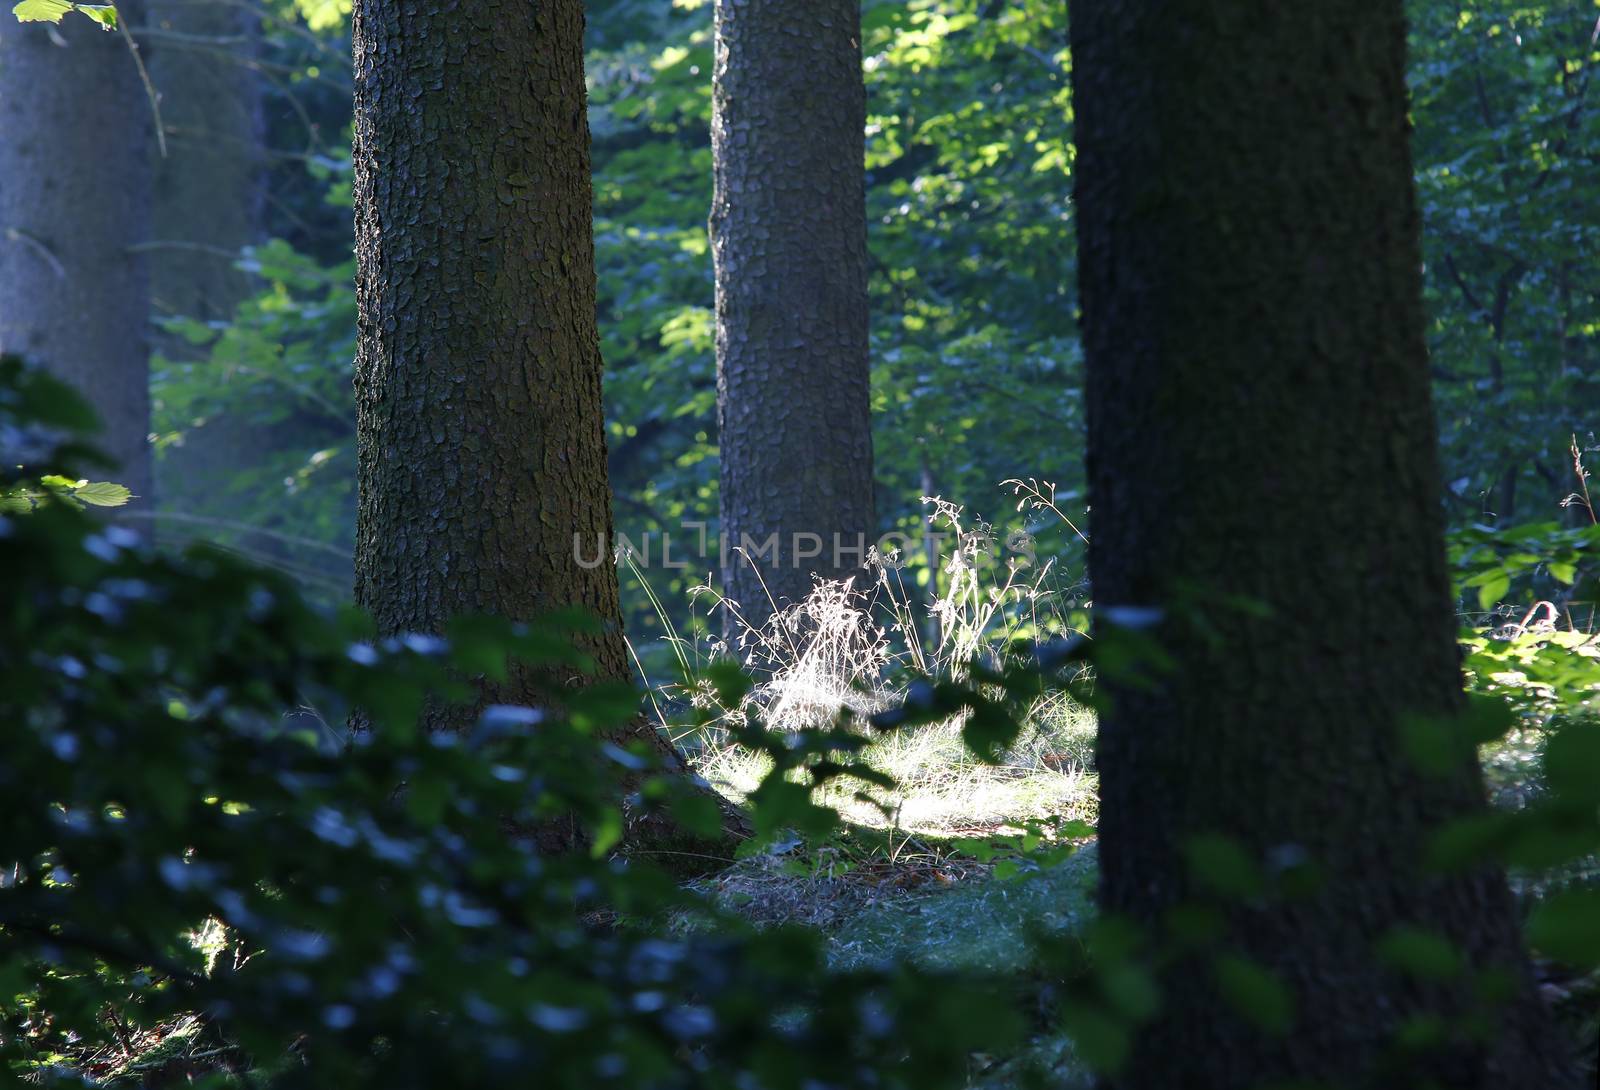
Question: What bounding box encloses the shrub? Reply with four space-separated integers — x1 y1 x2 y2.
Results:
0 357 1027 1087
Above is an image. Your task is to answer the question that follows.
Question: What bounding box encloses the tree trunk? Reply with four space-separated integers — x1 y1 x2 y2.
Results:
1070 5 1577 1088
0 8 153 504
146 0 264 325
352 0 623 691
144 0 267 545
351 0 741 855
710 0 875 638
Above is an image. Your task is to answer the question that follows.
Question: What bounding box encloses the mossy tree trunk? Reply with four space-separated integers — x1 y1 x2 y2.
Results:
0 8 153 504
710 0 875 637
1071 4 1577 1087
351 0 742 852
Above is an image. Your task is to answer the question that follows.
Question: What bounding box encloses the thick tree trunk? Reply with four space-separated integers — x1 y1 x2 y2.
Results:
1071 5 1576 1088
0 9 153 504
351 0 742 855
710 0 875 637
146 0 264 325
352 0 624 690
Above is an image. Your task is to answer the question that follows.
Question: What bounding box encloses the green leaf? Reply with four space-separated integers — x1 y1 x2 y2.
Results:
1476 572 1510 611
954 837 996 862
1426 811 1514 871
12 0 76 22
446 614 511 680
404 775 448 825
12 0 116 27
701 660 753 707
1542 721 1600 805
1375 926 1463 980
566 682 641 731
1527 889 1600 968
667 791 724 840
1399 713 1463 776
589 806 624 858
1059 1002 1131 1074
1183 833 1263 900
1459 694 1515 746
1099 963 1160 1021
0 489 39 514
75 2 114 26
1213 954 1294 1035
71 481 130 507
960 699 1022 763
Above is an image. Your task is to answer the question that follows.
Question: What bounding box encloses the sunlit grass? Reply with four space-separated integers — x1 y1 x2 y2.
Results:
633 495 1097 836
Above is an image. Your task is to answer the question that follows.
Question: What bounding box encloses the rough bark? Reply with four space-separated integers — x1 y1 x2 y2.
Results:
710 0 875 636
0 8 153 504
1071 4 1577 1088
351 0 742 856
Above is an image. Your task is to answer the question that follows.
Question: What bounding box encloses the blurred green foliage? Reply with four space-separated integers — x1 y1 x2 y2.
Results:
3 358 1037 1087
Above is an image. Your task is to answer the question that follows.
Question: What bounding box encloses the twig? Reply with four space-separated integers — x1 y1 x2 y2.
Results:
2 227 67 279
118 509 351 556
127 239 244 261
116 13 167 158
1017 44 1064 77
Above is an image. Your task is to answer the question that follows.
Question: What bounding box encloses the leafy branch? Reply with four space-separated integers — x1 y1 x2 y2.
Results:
11 0 117 30
10 0 167 157
1 474 131 514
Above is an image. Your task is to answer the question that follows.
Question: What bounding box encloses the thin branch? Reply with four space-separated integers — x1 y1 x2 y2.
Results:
2 227 67 279
122 509 352 557
127 239 243 261
116 14 167 158
127 26 254 46
226 363 353 424
1441 252 1486 317
1017 45 1064 77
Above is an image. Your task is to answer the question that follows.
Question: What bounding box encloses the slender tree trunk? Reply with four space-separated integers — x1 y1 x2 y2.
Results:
0 8 153 504
146 0 264 325
144 0 267 542
1071 5 1576 1088
710 0 875 637
351 0 741 854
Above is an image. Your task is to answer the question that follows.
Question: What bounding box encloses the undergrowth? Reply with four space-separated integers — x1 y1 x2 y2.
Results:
636 496 1097 837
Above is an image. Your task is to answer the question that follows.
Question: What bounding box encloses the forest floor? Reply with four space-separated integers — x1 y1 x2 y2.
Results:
684 693 1102 1089
687 828 1100 1089
665 657 1102 1088
48 719 1598 1090
684 719 1599 1089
